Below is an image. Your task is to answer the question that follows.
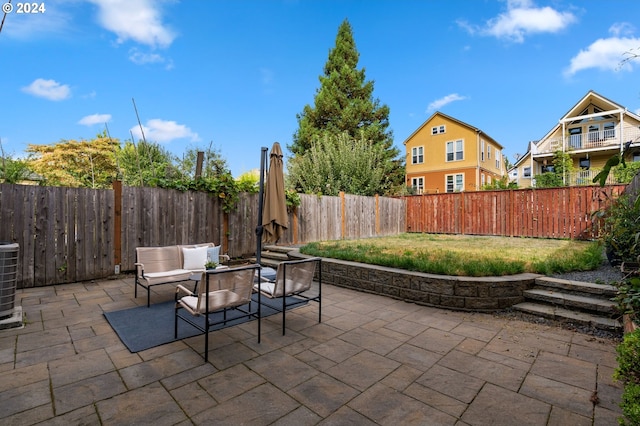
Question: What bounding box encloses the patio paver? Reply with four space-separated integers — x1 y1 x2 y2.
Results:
0 275 624 425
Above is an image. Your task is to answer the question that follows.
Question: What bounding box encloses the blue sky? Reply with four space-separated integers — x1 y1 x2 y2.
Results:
2 0 640 177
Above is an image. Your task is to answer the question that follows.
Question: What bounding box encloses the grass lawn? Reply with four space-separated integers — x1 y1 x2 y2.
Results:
299 233 604 277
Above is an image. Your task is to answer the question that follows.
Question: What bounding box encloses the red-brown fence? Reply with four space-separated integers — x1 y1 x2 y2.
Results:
404 185 626 239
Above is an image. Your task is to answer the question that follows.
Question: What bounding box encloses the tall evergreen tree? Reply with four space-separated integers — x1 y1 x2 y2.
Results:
289 19 404 192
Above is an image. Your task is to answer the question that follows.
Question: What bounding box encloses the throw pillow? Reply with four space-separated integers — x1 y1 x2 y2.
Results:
207 246 221 265
182 246 208 270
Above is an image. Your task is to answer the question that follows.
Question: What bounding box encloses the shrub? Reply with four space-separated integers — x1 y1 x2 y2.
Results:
615 329 640 425
595 194 640 265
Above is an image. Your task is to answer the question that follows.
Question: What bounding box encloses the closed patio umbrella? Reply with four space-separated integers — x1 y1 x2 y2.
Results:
262 142 289 244
255 142 288 266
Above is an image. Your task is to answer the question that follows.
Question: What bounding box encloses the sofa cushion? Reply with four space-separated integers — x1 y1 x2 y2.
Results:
206 246 221 265
182 246 208 270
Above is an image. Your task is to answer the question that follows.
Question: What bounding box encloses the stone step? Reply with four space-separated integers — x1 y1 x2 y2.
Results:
534 277 618 298
251 256 281 269
262 245 297 254
523 288 617 315
513 302 622 331
259 250 290 261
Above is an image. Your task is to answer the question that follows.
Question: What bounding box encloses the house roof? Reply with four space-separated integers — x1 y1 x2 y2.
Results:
402 111 504 149
533 90 640 149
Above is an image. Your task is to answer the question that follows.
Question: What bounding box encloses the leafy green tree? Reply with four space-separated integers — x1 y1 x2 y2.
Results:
117 139 177 187
0 139 32 184
27 133 119 188
289 19 404 192
176 142 231 180
614 161 640 184
236 170 259 193
535 151 573 188
482 176 518 190
288 132 394 196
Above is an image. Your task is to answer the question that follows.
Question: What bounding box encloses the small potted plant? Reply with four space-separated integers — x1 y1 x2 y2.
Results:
204 260 218 270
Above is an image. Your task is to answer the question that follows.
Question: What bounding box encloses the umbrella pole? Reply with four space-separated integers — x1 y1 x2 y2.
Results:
256 147 268 265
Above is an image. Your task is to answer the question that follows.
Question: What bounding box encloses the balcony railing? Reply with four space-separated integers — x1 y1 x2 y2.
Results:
568 129 617 150
534 169 618 186
537 125 640 154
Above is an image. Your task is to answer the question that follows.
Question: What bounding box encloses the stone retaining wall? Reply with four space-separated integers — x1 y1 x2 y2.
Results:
305 256 540 312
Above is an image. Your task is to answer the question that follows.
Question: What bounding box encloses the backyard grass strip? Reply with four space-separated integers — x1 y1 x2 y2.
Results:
300 234 603 277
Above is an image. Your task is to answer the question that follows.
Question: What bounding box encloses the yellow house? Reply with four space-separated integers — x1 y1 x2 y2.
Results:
404 111 505 193
511 90 640 188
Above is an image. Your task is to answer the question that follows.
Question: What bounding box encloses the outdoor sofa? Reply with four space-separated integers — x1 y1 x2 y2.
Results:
134 243 229 306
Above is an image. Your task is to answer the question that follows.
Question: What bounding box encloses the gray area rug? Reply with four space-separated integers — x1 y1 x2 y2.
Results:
104 294 305 352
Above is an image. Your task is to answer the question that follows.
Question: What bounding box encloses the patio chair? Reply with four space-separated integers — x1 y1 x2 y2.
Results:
254 257 322 336
175 264 261 362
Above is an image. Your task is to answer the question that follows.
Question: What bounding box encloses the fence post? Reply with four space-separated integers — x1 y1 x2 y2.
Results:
223 211 229 255
113 180 122 273
293 207 299 244
340 191 345 240
460 191 466 235
375 194 380 235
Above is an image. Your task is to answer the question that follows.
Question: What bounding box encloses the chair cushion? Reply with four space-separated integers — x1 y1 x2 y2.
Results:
255 281 276 296
141 269 192 286
182 246 208 270
180 289 244 313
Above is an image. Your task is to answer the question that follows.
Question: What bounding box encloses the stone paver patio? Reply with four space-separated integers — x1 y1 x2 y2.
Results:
0 274 624 425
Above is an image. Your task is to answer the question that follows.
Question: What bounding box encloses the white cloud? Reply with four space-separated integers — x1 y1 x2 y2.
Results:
21 78 71 101
78 114 112 126
565 24 640 76
128 48 174 69
130 119 200 143
89 0 176 48
426 94 467 113
459 0 576 43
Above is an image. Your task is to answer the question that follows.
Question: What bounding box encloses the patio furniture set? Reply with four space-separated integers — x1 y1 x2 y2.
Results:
134 242 321 362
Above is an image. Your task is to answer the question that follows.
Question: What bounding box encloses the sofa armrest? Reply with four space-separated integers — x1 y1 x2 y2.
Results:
134 262 145 277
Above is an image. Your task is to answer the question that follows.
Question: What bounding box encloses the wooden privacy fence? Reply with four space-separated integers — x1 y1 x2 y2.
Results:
0 182 625 288
404 185 626 239
0 184 405 288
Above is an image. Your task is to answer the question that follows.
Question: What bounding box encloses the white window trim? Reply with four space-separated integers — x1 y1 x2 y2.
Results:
411 146 424 164
445 173 464 192
411 177 424 194
431 125 446 135
446 140 464 162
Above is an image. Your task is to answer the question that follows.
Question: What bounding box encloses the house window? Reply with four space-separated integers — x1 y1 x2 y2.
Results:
495 152 500 169
481 174 485 187
588 124 600 143
603 122 615 139
446 174 464 192
523 167 531 178
411 177 424 194
431 125 446 135
487 145 492 160
446 140 463 162
411 146 424 164
541 165 555 173
579 157 590 170
481 140 485 162
569 127 582 149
